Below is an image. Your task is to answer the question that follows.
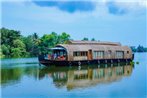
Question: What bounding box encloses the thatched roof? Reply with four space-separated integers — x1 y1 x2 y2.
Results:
55 40 132 60
66 40 121 46
55 40 129 52
56 44 130 52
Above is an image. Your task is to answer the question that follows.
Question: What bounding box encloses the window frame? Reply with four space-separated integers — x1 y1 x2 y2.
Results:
73 51 88 57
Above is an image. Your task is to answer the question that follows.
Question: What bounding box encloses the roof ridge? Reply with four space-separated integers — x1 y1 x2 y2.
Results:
67 40 121 46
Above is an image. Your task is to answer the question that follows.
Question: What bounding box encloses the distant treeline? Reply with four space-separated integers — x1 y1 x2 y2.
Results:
0 28 146 58
130 46 147 53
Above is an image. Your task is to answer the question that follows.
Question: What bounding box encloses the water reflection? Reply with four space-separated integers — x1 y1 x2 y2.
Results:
2 53 146 98
1 65 38 86
1 63 134 90
39 63 134 90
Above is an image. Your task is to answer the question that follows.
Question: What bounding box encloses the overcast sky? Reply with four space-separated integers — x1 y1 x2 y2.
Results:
1 0 147 46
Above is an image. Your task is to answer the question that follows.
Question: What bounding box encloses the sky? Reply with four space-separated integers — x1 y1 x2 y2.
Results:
1 0 147 47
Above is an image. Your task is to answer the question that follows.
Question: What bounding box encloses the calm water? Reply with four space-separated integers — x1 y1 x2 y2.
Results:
1 53 147 98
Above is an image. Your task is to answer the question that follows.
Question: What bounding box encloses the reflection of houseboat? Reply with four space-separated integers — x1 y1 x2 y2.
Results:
38 40 134 66
38 63 134 90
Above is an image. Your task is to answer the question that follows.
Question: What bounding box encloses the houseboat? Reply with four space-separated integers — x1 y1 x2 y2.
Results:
38 40 134 66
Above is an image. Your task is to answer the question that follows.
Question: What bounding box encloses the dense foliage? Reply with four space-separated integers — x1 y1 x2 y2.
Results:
0 28 70 58
130 46 147 52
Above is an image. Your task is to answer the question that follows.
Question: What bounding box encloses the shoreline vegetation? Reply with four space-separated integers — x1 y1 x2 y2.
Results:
0 27 147 58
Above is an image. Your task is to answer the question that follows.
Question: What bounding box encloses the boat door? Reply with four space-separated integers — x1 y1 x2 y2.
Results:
88 49 93 60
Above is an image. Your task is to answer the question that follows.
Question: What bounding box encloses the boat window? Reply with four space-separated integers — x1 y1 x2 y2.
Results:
73 52 76 56
115 51 124 59
73 52 77 56
73 51 88 57
93 51 104 59
107 50 112 58
77 52 80 56
108 50 112 54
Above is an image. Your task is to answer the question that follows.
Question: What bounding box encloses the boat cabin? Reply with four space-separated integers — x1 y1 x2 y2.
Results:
39 40 133 66
45 40 132 61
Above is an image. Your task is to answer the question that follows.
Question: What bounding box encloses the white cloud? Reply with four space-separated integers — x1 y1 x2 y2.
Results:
100 0 147 8
93 0 146 16
2 0 146 24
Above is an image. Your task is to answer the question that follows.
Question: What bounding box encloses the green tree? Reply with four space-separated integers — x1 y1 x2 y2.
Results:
82 37 89 41
58 32 70 44
32 32 38 39
130 46 137 52
91 38 96 41
1 28 21 46
11 39 26 57
1 28 23 58
1 45 10 58
22 33 40 57
0 48 5 58
11 48 22 58
13 39 25 48
137 45 145 52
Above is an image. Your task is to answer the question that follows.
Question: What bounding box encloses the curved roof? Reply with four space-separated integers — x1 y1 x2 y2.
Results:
56 44 130 52
55 40 131 55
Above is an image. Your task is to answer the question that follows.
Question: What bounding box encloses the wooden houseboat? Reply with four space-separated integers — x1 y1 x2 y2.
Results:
38 40 134 66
